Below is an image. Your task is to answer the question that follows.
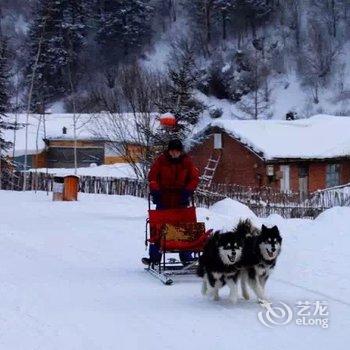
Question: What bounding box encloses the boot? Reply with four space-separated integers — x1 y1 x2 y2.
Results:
141 257 151 266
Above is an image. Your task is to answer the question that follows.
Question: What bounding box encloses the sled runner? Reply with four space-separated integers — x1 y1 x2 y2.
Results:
144 195 209 285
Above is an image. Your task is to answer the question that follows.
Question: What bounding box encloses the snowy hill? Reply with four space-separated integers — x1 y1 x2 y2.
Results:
0 190 349 349
2 1 350 119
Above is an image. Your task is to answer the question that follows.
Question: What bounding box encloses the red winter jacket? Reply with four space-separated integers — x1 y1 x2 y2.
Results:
148 152 199 208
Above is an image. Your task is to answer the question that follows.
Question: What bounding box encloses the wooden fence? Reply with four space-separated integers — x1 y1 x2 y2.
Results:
1 171 350 219
308 183 350 208
195 185 321 218
0 171 148 198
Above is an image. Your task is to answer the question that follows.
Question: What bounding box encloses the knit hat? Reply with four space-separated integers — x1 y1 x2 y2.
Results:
167 139 183 152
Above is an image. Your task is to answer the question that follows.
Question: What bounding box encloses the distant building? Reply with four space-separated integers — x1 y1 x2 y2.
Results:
190 115 350 194
4 113 149 170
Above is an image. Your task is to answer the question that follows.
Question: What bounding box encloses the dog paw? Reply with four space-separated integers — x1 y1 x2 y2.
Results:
213 294 220 301
242 292 250 300
229 296 238 304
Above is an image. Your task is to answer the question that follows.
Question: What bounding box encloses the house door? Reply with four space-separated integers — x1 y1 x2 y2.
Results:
280 165 290 192
298 165 309 199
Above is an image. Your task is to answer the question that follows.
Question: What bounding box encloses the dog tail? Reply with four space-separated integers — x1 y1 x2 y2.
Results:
235 219 257 238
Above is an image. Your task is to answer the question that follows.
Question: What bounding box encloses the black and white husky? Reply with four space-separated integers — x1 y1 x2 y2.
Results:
239 224 282 302
197 222 248 303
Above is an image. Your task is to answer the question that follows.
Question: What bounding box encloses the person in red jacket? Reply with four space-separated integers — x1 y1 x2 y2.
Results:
142 139 200 265
148 139 199 209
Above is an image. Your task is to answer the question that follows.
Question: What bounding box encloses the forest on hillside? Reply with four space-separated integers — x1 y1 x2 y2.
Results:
0 0 350 121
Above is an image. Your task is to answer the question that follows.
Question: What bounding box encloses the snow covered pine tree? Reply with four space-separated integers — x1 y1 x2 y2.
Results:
25 0 87 111
157 42 205 142
96 0 153 65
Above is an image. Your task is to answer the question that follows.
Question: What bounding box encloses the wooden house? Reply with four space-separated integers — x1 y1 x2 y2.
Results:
4 113 148 170
190 116 350 194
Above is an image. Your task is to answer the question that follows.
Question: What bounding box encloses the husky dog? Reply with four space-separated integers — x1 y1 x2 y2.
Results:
239 224 282 302
197 222 248 303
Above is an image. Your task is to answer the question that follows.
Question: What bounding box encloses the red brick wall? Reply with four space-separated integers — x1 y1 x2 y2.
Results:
341 161 350 184
190 133 266 187
189 132 350 191
308 161 350 191
273 163 327 192
189 135 214 179
290 164 299 192
271 161 350 192
308 163 326 192
268 164 300 192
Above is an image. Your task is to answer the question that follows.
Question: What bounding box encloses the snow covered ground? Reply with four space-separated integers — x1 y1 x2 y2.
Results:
0 191 349 350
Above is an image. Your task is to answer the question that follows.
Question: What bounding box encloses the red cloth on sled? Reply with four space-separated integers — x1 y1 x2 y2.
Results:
148 207 208 251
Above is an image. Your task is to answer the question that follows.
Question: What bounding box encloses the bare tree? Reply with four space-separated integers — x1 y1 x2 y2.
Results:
237 37 277 119
284 0 302 49
237 84 272 120
92 64 165 179
301 20 339 104
23 16 46 190
67 42 78 174
11 68 21 189
94 112 157 180
187 0 216 56
310 0 342 38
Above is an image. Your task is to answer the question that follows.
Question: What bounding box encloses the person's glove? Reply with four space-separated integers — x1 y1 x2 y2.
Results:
151 190 161 205
180 189 192 206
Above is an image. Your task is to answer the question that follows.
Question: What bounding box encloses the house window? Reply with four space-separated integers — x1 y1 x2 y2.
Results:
214 133 222 149
280 165 290 192
326 164 341 187
47 147 104 168
298 165 309 178
298 165 309 198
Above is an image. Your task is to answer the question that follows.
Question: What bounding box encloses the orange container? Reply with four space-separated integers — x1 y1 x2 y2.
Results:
63 175 79 201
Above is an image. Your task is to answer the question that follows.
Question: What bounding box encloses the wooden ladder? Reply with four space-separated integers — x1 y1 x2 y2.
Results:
198 153 221 191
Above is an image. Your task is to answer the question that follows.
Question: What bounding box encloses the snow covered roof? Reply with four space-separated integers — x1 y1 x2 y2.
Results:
3 113 100 157
30 163 137 179
192 115 350 161
3 113 158 157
